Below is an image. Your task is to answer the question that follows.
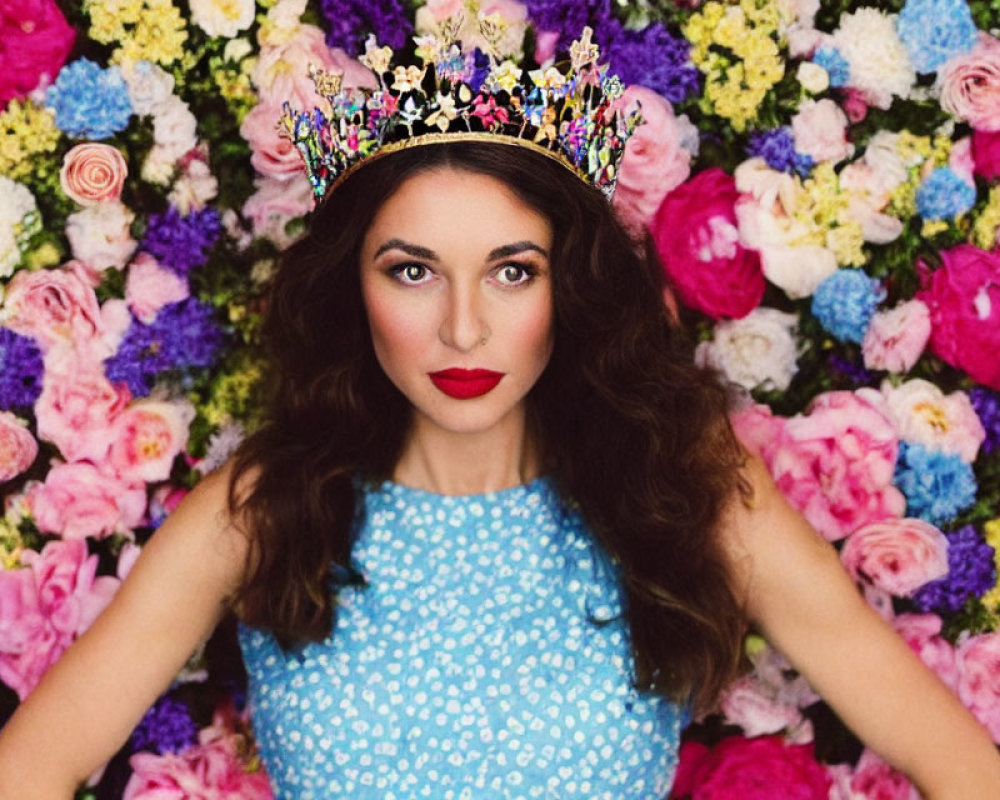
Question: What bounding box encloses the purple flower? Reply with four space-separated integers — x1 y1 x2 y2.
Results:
747 127 814 176
604 23 700 105
829 353 877 387
969 387 1000 455
131 695 198 754
104 298 225 397
0 328 44 411
524 0 616 55
141 206 222 277
320 0 412 52
912 525 996 613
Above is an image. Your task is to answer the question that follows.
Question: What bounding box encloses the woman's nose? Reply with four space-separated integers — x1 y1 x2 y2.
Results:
438 283 489 352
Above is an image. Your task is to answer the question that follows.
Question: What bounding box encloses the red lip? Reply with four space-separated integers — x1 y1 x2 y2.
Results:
428 368 504 399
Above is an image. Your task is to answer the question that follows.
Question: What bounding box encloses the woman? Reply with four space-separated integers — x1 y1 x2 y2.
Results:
2 33 1000 800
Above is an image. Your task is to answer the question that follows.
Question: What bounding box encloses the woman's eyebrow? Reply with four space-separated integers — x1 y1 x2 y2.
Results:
372 238 549 260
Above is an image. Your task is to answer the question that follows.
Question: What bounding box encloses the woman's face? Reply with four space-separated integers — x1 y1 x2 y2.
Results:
359 166 555 437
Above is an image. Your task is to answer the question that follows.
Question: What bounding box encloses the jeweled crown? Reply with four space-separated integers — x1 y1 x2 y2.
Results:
279 16 643 200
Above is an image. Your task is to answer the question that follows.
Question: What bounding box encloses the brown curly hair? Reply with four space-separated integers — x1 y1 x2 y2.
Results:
228 140 748 712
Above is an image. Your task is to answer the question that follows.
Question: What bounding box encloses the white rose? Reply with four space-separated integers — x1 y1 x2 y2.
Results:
65 202 137 272
119 60 175 116
796 61 830 93
0 177 39 277
696 308 800 392
190 0 255 38
223 37 254 62
880 379 986 463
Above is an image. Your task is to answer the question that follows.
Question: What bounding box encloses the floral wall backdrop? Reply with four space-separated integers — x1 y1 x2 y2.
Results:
2 0 1000 796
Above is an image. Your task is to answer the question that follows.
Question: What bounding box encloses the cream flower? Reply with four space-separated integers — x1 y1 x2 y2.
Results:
189 0 255 39
696 308 801 392
878 379 986 464
833 8 915 109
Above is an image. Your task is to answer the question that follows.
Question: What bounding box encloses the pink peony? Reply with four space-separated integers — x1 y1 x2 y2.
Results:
610 86 693 237
849 748 921 800
892 613 959 691
0 539 118 700
729 403 785 466
125 253 190 324
670 735 831 799
971 129 1000 180
768 391 905 541
107 399 194 483
0 0 75 105
651 168 765 320
27 461 146 540
34 359 130 464
916 244 1000 390
59 143 128 206
956 631 1000 742
937 33 1000 131
840 518 949 597
240 99 309 181
862 300 931 374
791 98 853 164
0 411 38 482
241 174 314 249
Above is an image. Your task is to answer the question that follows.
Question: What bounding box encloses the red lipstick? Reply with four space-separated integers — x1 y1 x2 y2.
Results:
428 368 504 399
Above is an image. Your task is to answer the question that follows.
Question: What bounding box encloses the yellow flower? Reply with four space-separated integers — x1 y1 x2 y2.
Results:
982 520 1000 611
826 224 866 267
0 100 61 181
897 131 933 164
972 186 1000 250
489 60 522 92
87 0 187 66
27 242 62 269
921 219 950 239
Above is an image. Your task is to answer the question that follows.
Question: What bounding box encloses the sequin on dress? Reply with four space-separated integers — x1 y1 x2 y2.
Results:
238 477 687 799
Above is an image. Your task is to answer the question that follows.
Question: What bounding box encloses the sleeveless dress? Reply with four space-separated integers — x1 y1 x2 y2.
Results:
237 477 688 799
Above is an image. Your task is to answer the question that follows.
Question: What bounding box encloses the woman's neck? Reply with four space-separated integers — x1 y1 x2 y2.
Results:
391 409 540 496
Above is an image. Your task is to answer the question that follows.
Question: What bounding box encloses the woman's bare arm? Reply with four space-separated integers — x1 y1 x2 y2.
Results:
721 449 1000 799
0 464 248 799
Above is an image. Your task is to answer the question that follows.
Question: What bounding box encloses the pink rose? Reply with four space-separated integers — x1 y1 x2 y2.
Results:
2 262 107 354
611 86 693 237
27 461 146 539
124 733 274 800
0 539 118 700
956 631 1000 742
972 129 1000 180
108 399 194 483
671 735 831 799
651 168 765 319
916 244 1000 390
938 33 1000 131
791 98 853 164
0 0 75 105
240 99 308 181
59 143 128 206
862 300 931 373
126 253 190 323
0 411 38 482
768 391 905 541
849 748 920 800
840 518 948 596
241 174 314 249
34 360 130 463
893 613 959 691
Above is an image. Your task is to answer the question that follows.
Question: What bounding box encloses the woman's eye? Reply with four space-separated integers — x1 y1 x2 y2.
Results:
390 263 430 284
495 263 536 286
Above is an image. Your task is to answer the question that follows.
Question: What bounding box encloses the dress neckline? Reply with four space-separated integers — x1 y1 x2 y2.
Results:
368 474 554 503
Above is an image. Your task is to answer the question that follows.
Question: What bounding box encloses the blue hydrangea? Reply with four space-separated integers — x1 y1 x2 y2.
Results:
812 47 850 88
897 0 979 74
0 328 44 411
916 167 977 220
894 442 977 526
746 127 814 176
45 58 133 140
810 270 886 344
913 525 996 613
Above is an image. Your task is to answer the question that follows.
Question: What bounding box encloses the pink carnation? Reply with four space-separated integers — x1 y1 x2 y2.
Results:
27 461 146 540
671 735 831 799
651 168 765 320
861 300 931 374
611 86 693 237
0 0 75 105
840 518 949 597
0 411 38 482
893 613 959 691
107 399 194 483
125 253 190 324
956 631 1000 742
34 359 130 464
971 128 1000 180
0 539 118 700
768 391 905 541
849 748 920 800
916 244 1000 390
938 33 1000 132
60 142 128 206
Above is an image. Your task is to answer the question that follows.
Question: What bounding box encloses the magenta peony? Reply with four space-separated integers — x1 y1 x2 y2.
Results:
840 518 949 597
849 748 921 800
0 0 75 105
651 168 765 320
670 735 831 799
916 244 1000 390
971 129 1000 180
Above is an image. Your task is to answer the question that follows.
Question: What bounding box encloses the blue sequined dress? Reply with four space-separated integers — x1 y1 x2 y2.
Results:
237 477 688 799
